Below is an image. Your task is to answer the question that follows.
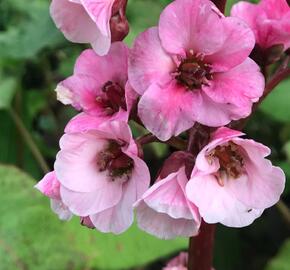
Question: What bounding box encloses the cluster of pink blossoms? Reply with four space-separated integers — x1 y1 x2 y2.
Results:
36 0 288 240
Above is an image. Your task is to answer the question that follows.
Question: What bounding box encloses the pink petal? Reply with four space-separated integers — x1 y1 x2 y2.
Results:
204 58 264 106
136 200 199 239
194 91 244 127
90 176 138 234
35 171 60 200
74 43 128 85
138 82 198 141
128 27 174 95
186 174 263 227
55 132 111 192
227 154 285 209
50 0 99 44
205 17 255 72
60 181 122 216
159 0 225 56
80 0 114 36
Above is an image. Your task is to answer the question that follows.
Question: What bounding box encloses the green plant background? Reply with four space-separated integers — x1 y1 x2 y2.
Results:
0 0 289 269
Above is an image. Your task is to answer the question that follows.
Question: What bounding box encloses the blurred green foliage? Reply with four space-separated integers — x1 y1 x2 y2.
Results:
0 0 289 270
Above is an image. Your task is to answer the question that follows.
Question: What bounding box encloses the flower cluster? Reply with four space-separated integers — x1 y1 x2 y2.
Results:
37 0 288 241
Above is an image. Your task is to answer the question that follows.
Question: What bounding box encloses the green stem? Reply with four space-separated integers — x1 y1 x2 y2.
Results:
9 108 50 174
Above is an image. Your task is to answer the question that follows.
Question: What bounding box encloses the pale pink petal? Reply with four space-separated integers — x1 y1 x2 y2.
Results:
158 0 225 55
50 0 99 43
128 27 174 95
60 181 122 216
50 199 73 221
136 200 198 239
55 132 110 192
227 157 285 209
205 17 255 72
138 82 198 141
203 58 264 110
186 174 263 227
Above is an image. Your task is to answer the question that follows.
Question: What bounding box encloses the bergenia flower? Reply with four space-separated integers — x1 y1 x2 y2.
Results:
35 171 73 221
56 42 136 124
50 0 129 55
54 121 150 234
186 127 285 228
129 0 264 141
135 152 201 239
231 0 290 51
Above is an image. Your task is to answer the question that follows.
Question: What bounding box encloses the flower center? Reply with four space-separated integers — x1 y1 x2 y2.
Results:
97 140 134 181
175 51 212 90
96 81 127 116
210 142 244 186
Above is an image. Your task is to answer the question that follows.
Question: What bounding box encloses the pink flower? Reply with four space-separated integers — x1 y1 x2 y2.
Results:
35 171 73 221
231 0 290 51
135 152 201 239
186 127 285 227
54 121 150 234
50 0 129 55
129 0 264 141
56 42 136 124
163 252 188 270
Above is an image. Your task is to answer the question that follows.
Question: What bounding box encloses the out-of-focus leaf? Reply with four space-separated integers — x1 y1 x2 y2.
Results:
0 1 63 60
265 239 290 270
276 161 290 196
260 80 290 123
0 165 187 270
284 141 290 162
0 77 17 109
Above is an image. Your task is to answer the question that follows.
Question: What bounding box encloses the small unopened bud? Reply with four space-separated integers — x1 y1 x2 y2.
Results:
80 216 95 229
110 0 129 42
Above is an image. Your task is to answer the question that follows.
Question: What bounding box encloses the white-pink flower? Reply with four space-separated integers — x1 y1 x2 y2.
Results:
186 127 285 228
135 152 201 239
50 0 129 55
35 171 73 221
231 0 290 50
54 121 150 234
129 0 264 141
56 42 136 124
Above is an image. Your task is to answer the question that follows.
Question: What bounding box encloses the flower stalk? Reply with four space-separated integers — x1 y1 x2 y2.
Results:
188 221 216 270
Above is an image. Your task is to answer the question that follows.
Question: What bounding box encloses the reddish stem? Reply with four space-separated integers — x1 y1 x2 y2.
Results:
211 0 227 13
188 221 216 270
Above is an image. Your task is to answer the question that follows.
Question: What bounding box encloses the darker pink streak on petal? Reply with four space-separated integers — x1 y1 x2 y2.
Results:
202 58 264 122
159 0 224 55
205 17 255 72
35 171 60 200
80 0 114 36
50 0 98 43
128 27 174 95
74 43 128 85
138 82 198 141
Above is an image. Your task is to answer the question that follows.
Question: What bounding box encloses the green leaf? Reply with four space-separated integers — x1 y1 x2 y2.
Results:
0 165 187 270
260 80 290 123
265 239 290 270
0 77 17 109
0 1 63 60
